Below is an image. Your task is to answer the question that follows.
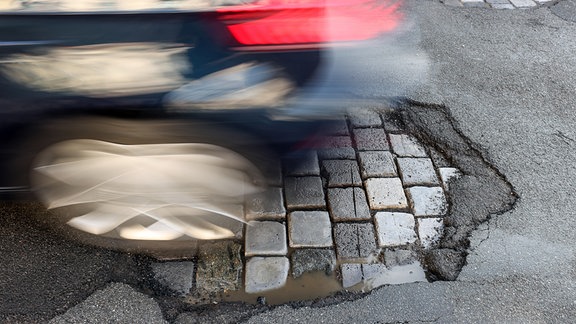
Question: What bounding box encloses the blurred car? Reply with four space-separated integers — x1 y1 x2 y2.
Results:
0 0 406 254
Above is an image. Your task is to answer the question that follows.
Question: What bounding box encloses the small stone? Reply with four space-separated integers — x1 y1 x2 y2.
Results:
284 177 326 209
245 257 289 293
365 178 408 210
352 128 389 151
327 188 371 221
288 211 333 248
334 223 378 262
322 160 362 187
418 218 444 249
389 134 427 157
374 212 417 247
245 221 287 256
407 187 448 217
291 249 337 278
358 151 397 178
397 158 439 186
340 263 363 288
245 187 286 221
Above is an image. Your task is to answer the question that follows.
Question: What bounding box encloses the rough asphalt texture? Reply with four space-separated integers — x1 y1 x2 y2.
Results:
2 0 576 322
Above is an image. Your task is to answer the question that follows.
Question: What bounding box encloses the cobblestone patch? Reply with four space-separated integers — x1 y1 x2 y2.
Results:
440 0 555 8
181 108 466 304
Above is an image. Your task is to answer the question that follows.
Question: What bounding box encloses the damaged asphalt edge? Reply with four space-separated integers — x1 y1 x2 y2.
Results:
396 98 518 281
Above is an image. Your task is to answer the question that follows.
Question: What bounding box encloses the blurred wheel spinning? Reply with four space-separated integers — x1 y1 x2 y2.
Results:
32 139 265 241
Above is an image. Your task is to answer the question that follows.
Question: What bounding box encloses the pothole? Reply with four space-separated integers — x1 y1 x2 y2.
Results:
150 102 517 319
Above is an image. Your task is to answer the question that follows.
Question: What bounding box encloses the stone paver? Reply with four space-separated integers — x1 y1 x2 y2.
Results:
358 151 397 178
291 249 337 278
245 187 286 221
334 223 378 262
245 221 287 256
322 160 362 187
348 109 382 128
283 150 320 176
245 257 289 293
407 187 448 217
352 128 389 151
374 212 417 247
284 176 326 209
288 211 333 248
397 157 439 186
327 187 371 221
389 134 427 157
365 178 408 210
417 218 444 249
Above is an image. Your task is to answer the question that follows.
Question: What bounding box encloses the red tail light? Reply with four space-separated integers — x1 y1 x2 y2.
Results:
217 0 403 49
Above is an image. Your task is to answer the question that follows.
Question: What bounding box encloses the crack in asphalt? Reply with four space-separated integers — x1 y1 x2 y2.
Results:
395 99 518 281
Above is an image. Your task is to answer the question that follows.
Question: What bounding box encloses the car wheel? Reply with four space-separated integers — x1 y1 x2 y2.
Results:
25 117 274 256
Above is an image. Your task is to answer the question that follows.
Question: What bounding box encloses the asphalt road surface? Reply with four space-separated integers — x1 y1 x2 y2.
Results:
1 0 576 323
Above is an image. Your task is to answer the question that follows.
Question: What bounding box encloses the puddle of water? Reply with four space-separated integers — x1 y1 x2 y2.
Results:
358 262 428 292
222 271 342 305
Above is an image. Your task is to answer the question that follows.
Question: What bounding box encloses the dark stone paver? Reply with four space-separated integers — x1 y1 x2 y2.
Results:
284 177 326 209
322 160 362 187
334 223 378 262
327 187 371 221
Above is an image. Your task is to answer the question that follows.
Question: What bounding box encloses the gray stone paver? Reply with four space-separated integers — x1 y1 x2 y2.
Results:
245 221 287 256
407 186 448 217
352 128 389 151
288 211 333 248
358 151 397 178
389 134 428 157
365 178 408 210
334 223 378 262
246 187 286 221
374 212 417 247
291 249 337 278
327 187 371 221
245 257 289 293
284 176 326 209
322 160 362 187
283 150 320 176
348 109 382 128
397 157 440 186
